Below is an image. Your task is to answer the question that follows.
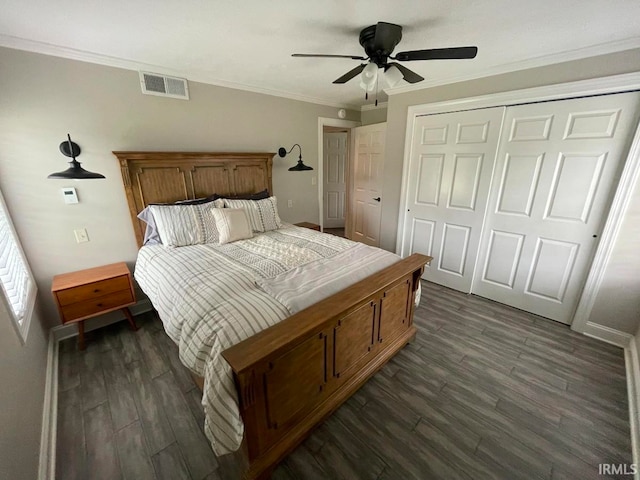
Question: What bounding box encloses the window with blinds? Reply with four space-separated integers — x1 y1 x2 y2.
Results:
0 189 36 343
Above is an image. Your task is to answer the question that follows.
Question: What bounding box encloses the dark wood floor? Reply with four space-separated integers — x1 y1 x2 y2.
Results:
56 281 631 480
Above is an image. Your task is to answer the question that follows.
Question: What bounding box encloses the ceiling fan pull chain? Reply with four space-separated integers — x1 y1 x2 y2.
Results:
375 71 379 106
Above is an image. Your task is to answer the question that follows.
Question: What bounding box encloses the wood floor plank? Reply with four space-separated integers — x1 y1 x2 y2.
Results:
154 330 196 393
78 347 108 412
56 401 86 480
136 327 170 378
84 402 122 480
153 371 218 479
128 361 176 455
101 348 139 431
151 443 191 480
115 421 155 480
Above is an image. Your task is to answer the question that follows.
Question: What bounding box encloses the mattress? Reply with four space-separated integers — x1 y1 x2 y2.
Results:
135 224 397 455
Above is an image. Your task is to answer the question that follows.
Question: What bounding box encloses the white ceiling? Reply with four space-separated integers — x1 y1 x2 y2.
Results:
1 0 639 109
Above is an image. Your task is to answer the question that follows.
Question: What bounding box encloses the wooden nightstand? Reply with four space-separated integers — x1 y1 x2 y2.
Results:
52 262 137 350
295 222 321 231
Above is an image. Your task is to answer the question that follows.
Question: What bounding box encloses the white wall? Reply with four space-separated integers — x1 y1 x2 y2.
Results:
0 46 359 329
0 300 49 480
361 106 387 125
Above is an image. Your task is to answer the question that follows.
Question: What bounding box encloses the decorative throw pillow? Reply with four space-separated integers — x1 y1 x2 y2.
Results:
138 196 222 245
149 199 223 247
223 196 282 233
211 208 253 244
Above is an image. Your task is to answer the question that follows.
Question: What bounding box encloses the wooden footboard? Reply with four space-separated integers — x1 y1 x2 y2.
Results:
222 253 431 479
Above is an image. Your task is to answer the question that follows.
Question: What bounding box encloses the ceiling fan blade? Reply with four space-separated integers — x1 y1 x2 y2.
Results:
292 53 367 60
387 62 424 84
395 46 478 62
333 64 367 84
373 22 402 53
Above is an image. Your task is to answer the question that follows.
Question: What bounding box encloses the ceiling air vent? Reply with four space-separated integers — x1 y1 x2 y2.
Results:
139 72 189 100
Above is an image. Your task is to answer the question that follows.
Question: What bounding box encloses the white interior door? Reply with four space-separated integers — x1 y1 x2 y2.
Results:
323 131 347 228
352 123 386 246
401 108 505 292
473 92 640 323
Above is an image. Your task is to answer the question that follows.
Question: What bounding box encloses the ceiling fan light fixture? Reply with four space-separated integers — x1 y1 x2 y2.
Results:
359 63 378 91
384 65 404 88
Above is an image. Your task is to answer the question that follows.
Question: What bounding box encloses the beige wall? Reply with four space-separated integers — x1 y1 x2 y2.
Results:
587 171 640 333
0 301 48 480
0 47 359 328
361 106 387 125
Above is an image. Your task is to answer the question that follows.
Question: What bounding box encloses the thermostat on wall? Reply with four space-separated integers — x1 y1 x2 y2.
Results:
61 187 79 204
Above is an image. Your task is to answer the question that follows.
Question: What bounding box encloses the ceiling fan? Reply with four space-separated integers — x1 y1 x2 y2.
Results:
292 21 477 95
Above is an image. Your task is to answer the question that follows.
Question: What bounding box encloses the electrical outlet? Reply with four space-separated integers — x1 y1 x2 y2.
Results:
311 176 317 186
74 228 89 243
287 199 293 208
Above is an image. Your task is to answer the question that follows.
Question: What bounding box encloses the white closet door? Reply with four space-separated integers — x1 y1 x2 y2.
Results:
352 123 386 246
473 92 640 323
401 108 505 291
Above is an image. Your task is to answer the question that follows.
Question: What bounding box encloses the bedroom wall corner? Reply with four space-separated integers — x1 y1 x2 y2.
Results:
626 323 640 473
0 297 49 480
0 46 359 329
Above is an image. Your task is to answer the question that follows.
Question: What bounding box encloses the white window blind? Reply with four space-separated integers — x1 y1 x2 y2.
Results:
0 189 36 343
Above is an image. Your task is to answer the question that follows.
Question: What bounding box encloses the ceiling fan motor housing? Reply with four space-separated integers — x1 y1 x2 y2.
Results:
359 22 402 67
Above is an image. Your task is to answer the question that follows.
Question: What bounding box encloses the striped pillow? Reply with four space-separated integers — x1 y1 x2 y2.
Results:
223 196 282 233
149 200 223 247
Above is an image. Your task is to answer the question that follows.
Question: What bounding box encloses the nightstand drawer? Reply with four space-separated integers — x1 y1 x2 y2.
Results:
56 275 130 306
60 289 134 323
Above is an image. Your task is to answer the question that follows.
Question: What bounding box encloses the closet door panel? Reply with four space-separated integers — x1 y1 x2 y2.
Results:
401 108 505 292
474 92 640 323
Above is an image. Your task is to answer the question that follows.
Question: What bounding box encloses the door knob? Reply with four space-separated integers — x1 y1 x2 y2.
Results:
373 197 381 202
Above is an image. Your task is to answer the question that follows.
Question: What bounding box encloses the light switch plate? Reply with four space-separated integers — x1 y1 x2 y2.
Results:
74 228 89 243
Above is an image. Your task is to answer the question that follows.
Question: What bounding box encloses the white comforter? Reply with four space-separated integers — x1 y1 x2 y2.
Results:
135 224 401 455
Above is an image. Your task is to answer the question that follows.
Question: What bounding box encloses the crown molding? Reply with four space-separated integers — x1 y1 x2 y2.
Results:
386 36 640 97
360 102 388 112
0 34 360 111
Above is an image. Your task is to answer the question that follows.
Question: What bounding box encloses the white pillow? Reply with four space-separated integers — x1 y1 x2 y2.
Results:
211 208 254 244
223 196 282 233
149 200 223 247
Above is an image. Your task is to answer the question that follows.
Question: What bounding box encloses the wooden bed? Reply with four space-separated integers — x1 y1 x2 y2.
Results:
114 151 431 479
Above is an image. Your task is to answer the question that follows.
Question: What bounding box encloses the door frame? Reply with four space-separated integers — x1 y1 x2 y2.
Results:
396 71 640 341
318 117 360 233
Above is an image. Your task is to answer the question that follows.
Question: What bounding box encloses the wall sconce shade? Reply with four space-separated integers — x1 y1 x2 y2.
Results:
278 144 313 171
48 134 105 179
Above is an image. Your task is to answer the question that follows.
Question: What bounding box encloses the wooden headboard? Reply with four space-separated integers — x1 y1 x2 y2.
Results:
113 151 274 247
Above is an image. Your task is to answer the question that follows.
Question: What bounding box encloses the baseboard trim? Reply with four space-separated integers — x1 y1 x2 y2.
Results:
625 339 640 479
582 321 633 348
38 298 152 479
38 330 59 480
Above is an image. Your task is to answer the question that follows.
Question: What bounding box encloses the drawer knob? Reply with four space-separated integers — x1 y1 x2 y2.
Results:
94 289 100 293
97 303 103 307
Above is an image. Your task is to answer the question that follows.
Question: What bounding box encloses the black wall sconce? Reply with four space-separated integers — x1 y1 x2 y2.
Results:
278 144 313 171
48 134 105 179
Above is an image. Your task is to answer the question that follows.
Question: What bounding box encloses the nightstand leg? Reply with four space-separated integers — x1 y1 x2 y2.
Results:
122 307 138 331
77 321 85 350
